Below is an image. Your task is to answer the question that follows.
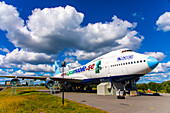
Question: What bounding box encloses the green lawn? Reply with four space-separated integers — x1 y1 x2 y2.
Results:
0 87 107 113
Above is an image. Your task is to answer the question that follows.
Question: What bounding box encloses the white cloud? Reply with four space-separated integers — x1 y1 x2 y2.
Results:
0 2 24 31
139 61 170 83
64 57 75 63
152 63 167 73
43 73 52 77
144 52 166 62
165 61 170 68
4 48 53 64
66 50 103 60
24 72 36 76
64 61 81 71
11 70 37 76
12 70 24 76
0 54 12 68
5 69 13 72
0 48 9 53
116 31 144 50
0 2 143 60
21 64 54 73
139 72 170 83
156 12 170 32
0 69 5 74
27 6 84 37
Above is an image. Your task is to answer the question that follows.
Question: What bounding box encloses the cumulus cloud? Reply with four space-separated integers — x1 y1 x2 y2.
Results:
0 2 144 60
24 72 37 76
5 69 13 72
0 54 13 68
0 69 5 74
0 48 10 53
0 48 54 69
139 72 170 83
156 12 170 32
64 57 75 63
144 52 166 62
4 48 54 64
152 63 167 73
165 61 170 68
139 61 170 83
21 64 54 73
116 31 144 50
12 70 24 76
11 70 38 76
64 61 81 71
65 50 103 60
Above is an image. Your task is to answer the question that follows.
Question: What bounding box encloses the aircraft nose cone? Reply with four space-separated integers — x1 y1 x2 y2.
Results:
147 56 159 69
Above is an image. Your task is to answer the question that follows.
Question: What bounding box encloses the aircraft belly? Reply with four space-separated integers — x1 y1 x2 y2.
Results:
81 74 143 84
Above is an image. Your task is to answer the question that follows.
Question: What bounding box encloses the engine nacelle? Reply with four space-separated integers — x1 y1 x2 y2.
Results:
45 79 55 89
10 78 20 86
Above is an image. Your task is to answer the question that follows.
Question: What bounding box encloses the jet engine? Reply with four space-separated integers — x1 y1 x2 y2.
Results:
10 78 20 86
45 79 55 89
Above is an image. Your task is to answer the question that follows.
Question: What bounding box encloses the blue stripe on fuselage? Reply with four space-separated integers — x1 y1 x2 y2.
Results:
81 74 144 84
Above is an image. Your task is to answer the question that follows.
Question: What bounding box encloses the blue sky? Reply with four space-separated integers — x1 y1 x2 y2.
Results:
0 0 170 84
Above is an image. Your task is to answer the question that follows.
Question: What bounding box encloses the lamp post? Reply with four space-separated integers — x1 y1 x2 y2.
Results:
61 61 66 106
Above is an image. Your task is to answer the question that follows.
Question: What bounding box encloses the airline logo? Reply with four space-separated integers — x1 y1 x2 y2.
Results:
95 60 102 73
61 64 95 76
61 60 103 76
117 55 134 62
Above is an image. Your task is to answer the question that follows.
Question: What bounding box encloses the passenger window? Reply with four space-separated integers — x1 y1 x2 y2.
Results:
140 60 142 63
137 61 139 63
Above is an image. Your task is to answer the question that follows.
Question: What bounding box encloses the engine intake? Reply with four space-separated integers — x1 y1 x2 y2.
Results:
10 78 20 86
45 80 55 89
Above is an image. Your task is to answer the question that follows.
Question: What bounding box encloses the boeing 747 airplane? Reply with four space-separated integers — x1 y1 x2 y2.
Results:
0 49 159 93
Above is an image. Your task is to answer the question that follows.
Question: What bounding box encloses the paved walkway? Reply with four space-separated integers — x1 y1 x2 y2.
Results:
55 92 170 113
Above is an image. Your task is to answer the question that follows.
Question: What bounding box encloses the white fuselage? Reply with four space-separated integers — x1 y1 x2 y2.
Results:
55 49 158 83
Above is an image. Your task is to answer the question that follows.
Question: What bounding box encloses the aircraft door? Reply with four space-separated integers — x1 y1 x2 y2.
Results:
105 64 111 77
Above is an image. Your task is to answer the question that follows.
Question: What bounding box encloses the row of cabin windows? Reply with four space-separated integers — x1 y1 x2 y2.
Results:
110 60 146 68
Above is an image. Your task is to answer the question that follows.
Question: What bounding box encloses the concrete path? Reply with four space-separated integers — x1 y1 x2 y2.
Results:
55 92 170 113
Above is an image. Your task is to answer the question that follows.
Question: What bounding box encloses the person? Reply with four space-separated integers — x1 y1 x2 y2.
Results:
148 89 150 93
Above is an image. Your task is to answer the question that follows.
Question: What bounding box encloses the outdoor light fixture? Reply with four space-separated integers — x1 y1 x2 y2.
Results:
61 61 66 105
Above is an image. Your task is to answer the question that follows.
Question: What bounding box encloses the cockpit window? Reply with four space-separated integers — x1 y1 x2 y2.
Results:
122 50 133 53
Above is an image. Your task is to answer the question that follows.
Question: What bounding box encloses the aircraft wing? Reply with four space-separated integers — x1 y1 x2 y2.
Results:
0 75 82 83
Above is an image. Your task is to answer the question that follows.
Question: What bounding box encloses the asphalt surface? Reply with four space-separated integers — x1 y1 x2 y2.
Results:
55 92 170 113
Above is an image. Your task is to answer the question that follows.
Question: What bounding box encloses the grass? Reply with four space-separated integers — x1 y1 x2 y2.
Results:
0 87 107 113
137 89 167 93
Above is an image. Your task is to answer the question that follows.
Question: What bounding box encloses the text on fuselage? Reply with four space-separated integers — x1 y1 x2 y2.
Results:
117 55 134 62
